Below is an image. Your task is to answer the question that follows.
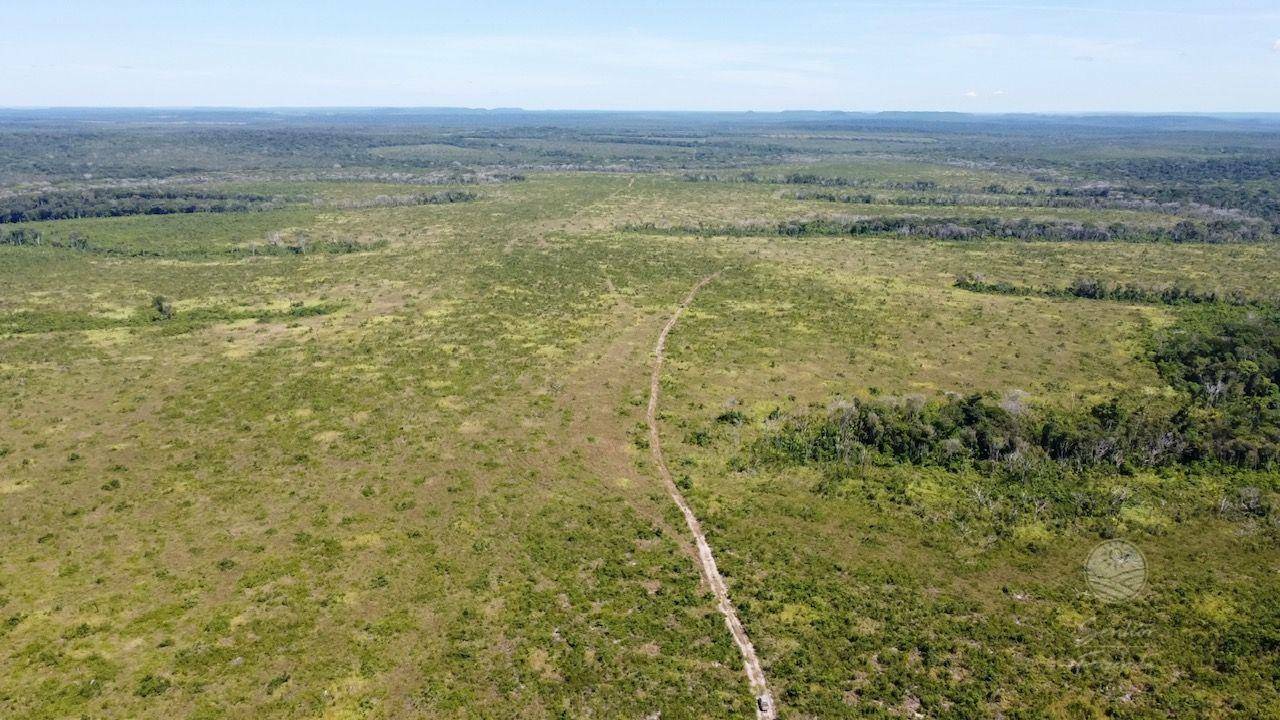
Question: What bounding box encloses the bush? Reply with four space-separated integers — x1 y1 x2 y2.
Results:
151 295 175 320
135 674 171 697
1 228 42 246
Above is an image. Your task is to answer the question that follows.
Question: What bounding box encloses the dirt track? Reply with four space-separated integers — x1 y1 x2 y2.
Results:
646 272 776 719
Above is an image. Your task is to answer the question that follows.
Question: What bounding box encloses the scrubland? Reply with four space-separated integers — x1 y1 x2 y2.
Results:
1 112 1277 718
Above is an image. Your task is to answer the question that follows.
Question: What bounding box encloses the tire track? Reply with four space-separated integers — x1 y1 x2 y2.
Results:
646 272 776 719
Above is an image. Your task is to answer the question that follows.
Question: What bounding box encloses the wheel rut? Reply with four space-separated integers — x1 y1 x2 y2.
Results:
646 272 776 719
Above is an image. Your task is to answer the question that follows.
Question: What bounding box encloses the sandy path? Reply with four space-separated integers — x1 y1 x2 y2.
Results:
646 272 776 719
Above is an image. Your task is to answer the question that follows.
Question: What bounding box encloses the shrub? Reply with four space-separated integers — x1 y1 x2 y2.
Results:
151 295 175 320
135 674 171 697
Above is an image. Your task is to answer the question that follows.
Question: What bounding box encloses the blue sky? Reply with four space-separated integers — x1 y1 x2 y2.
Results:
3 1 1279 111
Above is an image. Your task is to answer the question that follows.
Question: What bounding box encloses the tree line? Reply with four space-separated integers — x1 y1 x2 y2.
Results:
954 273 1276 309
625 215 1273 243
747 308 1279 476
0 188 289 223
323 190 476 209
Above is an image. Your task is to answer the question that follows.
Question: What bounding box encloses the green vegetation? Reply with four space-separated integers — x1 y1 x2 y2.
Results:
955 273 1279 309
0 110 1276 719
743 308 1278 531
0 188 295 223
626 214 1270 243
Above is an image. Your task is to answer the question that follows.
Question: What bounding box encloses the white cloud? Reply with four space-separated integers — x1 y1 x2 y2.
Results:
963 90 979 98
993 90 1006 96
1273 39 1280 52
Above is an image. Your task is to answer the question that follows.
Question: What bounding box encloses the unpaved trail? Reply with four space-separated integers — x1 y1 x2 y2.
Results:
647 272 777 719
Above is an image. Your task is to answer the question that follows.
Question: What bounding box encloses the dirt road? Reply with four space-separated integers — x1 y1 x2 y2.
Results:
646 272 776 719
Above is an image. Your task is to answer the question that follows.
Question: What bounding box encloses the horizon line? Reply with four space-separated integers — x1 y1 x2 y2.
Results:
3 106 1280 117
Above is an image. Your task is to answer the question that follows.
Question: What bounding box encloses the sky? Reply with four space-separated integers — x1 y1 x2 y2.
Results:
3 0 1279 112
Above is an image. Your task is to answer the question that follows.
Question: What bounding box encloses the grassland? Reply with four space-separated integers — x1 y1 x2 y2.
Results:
1 113 1277 719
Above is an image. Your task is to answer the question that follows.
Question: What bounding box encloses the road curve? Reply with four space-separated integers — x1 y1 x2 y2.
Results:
646 272 776 719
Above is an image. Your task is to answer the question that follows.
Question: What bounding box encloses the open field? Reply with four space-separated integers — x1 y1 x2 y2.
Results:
1 111 1277 719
